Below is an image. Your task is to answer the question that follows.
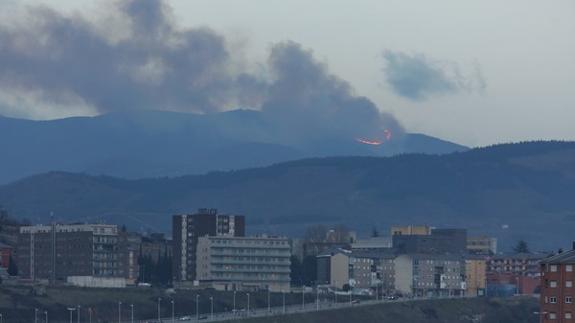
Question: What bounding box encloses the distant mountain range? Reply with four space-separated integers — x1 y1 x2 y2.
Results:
1 141 575 250
0 110 467 184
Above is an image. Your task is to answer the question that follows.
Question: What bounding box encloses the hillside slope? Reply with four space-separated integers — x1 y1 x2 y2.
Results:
1 141 574 250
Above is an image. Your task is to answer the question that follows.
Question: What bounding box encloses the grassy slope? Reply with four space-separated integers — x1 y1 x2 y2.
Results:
238 297 539 323
0 285 538 323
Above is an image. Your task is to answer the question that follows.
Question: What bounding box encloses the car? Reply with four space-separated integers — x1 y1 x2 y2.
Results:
178 316 192 321
351 299 361 304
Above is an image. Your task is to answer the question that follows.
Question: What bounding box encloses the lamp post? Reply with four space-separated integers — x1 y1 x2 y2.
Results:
233 291 236 314
195 295 199 321
171 300 175 323
35 308 38 323
282 290 286 314
316 287 319 311
268 289 271 313
210 297 214 320
88 308 92 323
44 310 48 323
130 304 134 323
247 293 250 316
301 285 305 310
334 281 338 304
77 305 81 323
67 308 76 323
118 301 122 323
157 298 162 322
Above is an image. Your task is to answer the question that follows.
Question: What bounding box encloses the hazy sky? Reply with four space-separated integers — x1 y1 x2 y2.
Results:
6 0 575 146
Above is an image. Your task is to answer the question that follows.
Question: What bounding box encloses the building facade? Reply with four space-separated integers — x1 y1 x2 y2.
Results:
395 254 466 297
0 242 12 269
317 249 351 289
390 225 431 236
465 257 487 296
392 228 467 255
172 209 245 282
467 236 497 255
539 248 575 323
17 224 122 282
195 235 291 292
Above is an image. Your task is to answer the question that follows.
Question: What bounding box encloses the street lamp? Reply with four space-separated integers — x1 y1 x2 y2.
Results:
35 308 38 323
301 285 305 310
67 308 76 323
195 295 199 321
88 308 92 323
233 291 236 313
77 305 81 323
209 297 214 320
247 293 250 316
268 289 271 313
316 287 319 311
118 301 122 323
130 304 134 323
171 300 175 323
157 298 162 322
282 290 286 314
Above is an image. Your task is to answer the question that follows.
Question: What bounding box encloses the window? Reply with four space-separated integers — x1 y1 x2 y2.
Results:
568 265 573 272
566 312 573 319
551 265 558 272
549 312 557 319
567 296 573 304
568 281 573 288
550 281 558 288
550 297 558 304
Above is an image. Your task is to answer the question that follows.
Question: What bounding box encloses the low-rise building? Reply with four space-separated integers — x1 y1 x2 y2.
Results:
487 252 546 277
196 235 291 292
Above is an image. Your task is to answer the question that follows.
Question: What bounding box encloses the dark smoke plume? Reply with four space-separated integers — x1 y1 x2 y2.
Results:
0 0 402 146
382 50 486 101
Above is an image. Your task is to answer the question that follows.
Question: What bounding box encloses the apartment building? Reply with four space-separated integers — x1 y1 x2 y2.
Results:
394 254 466 297
195 235 291 292
17 224 122 282
173 209 245 282
539 247 575 322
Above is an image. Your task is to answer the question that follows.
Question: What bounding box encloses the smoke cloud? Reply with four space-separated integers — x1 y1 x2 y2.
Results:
382 50 486 101
0 0 402 145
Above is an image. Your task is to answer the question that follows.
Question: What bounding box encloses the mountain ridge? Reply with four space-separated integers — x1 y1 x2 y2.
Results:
1 141 574 250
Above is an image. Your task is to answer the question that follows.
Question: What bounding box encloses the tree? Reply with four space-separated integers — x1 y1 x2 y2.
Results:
513 240 530 254
303 225 328 243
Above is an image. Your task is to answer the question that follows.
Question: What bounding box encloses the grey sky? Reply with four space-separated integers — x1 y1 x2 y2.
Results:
7 0 575 146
